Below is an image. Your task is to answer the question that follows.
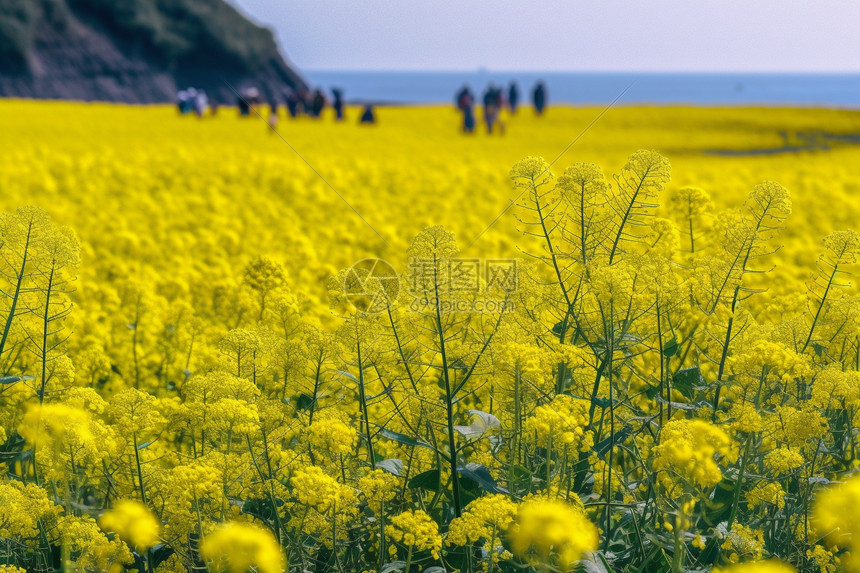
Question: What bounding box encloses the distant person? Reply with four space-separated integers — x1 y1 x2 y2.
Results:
332 88 345 120
311 89 326 118
508 81 520 113
297 88 311 115
285 89 299 118
237 94 250 116
177 90 191 114
483 84 500 134
455 84 476 133
494 87 507 135
359 104 376 124
268 101 280 130
238 87 260 116
532 81 547 115
193 90 208 118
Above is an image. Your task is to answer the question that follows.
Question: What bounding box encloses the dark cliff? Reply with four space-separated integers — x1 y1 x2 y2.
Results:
0 0 307 103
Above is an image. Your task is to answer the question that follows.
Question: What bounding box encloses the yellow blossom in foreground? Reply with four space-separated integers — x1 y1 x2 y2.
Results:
813 473 860 571
18 403 92 448
507 496 598 568
200 522 285 573
99 500 161 552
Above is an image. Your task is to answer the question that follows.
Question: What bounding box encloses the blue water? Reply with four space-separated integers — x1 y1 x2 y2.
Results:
302 71 860 107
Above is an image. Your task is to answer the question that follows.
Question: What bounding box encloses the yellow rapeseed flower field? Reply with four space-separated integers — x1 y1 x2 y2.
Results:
2 100 860 572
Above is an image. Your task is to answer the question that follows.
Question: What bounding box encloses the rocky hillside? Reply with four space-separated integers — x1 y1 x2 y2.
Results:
0 0 307 103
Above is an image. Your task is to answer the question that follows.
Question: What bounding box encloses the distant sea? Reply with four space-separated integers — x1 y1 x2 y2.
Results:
302 71 860 107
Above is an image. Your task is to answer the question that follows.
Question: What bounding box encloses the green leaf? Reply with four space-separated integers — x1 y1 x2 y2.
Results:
672 367 703 400
375 458 404 476
408 469 440 490
662 337 679 358
292 392 314 411
458 463 508 494
0 433 29 465
0 375 33 384
241 497 281 522
381 561 406 573
645 384 660 400
378 428 434 451
148 544 175 569
592 425 632 459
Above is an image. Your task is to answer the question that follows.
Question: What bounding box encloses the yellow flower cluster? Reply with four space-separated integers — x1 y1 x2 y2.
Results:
653 419 736 490
200 522 285 573
386 509 442 559
0 480 61 539
507 496 598 568
98 500 161 552
747 482 786 510
764 448 805 475
57 514 133 571
720 523 766 564
357 469 399 512
813 474 860 571
290 465 356 514
523 394 593 454
447 493 517 563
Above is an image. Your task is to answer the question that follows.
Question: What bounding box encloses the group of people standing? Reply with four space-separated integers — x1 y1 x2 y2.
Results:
176 87 211 117
177 85 374 126
177 80 549 135
253 87 375 127
455 80 547 134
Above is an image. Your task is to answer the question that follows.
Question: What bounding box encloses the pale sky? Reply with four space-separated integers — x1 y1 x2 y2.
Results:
229 0 860 73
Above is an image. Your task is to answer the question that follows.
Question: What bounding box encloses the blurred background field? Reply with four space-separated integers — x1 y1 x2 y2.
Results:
3 100 860 314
